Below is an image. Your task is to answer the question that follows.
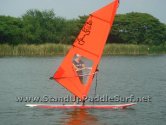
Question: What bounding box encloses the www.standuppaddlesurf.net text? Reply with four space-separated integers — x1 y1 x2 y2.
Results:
16 95 152 103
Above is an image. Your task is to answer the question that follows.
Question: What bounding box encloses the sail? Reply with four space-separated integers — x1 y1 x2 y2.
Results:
53 0 119 100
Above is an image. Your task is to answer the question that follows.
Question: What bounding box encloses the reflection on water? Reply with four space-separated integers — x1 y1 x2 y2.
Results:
60 109 99 125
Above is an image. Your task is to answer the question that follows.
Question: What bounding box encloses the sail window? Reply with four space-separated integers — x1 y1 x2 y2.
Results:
72 54 93 84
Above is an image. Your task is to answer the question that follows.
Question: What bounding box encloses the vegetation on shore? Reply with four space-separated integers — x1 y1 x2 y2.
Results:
0 44 165 56
0 10 166 46
0 9 166 56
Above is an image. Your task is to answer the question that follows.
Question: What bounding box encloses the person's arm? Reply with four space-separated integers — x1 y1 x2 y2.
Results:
73 64 79 71
73 63 85 71
82 63 92 70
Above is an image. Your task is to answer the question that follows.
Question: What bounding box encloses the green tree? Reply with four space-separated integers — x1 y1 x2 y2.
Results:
22 9 67 44
63 16 87 44
0 11 165 45
0 16 23 44
110 12 166 45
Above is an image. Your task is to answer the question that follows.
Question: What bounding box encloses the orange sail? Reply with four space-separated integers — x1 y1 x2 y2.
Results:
53 0 119 100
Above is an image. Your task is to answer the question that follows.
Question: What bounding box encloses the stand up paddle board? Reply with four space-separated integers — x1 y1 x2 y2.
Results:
26 103 136 109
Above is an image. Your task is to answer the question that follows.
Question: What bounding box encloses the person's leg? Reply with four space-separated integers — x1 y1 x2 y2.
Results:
82 99 85 105
79 76 84 83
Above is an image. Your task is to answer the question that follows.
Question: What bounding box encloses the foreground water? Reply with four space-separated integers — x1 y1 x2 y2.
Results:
0 56 166 125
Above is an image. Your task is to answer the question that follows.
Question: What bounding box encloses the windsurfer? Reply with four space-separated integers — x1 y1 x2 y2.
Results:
72 54 84 105
73 54 85 83
72 54 88 105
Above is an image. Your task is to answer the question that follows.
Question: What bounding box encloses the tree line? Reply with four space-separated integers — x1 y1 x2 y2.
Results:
0 9 166 45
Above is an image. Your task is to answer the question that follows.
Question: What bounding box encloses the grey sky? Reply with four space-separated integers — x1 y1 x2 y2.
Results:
0 0 165 23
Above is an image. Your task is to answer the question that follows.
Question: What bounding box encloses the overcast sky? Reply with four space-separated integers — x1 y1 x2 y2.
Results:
0 0 165 23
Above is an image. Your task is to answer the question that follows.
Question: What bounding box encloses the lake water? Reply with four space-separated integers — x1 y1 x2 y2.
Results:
0 56 166 125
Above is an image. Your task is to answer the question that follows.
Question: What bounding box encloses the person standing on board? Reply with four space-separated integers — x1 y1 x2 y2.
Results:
72 54 86 105
73 54 95 105
73 54 86 83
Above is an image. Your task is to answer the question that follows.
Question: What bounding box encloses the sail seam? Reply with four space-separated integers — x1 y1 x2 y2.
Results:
73 45 99 57
90 14 111 24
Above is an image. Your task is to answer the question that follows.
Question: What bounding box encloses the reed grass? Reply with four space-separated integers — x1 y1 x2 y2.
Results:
0 43 165 56
104 44 149 55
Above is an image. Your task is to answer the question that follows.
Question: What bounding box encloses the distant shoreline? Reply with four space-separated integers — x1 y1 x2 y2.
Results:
0 43 165 56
